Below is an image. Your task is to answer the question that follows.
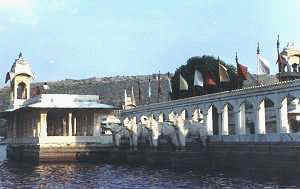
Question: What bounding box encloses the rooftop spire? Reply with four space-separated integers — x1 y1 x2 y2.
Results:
257 42 260 55
277 34 280 50
18 52 23 58
235 52 239 64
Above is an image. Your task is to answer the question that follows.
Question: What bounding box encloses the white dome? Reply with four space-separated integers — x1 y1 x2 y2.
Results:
5 53 34 83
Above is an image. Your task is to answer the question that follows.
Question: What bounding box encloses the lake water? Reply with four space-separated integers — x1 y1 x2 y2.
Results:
0 145 297 188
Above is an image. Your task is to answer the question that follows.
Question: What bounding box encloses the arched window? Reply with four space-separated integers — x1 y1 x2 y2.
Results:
17 82 27 99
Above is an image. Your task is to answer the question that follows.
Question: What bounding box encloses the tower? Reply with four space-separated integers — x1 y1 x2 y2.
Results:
5 52 34 108
276 36 300 81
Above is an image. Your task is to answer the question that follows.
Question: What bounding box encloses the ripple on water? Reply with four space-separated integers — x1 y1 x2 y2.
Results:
0 145 299 188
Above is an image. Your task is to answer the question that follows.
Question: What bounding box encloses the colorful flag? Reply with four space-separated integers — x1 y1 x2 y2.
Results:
194 70 204 87
219 64 230 82
258 54 270 75
237 63 248 80
179 74 188 90
206 72 217 86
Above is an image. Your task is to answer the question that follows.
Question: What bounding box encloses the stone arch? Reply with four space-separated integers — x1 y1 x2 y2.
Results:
225 103 235 135
284 95 299 133
263 97 276 134
192 107 202 122
240 99 255 134
17 82 27 99
208 104 219 135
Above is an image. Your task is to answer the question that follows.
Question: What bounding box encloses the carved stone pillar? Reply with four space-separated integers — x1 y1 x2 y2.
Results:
206 107 213 136
236 103 246 135
73 117 77 136
68 112 73 136
277 97 290 133
40 110 48 137
255 100 266 134
93 112 101 136
221 105 229 135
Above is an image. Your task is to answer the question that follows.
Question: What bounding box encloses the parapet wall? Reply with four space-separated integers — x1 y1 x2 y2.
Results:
207 134 300 176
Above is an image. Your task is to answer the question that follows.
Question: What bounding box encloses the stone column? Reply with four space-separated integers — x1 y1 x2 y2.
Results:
206 107 213 136
63 118 67 136
255 100 266 134
221 105 229 135
40 110 48 137
73 117 77 136
93 112 100 136
235 103 246 135
68 113 73 136
277 97 290 133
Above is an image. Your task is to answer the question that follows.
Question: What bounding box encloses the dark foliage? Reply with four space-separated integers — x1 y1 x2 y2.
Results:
170 55 241 100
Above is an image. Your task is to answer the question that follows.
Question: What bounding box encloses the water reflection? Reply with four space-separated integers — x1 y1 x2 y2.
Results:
0 145 298 188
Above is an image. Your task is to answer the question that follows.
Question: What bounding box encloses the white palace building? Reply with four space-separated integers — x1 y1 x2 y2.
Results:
119 43 300 150
2 42 300 162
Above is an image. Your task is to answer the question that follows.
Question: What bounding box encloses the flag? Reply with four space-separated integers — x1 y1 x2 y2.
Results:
194 70 204 87
257 54 270 75
237 63 248 80
219 64 230 82
148 78 151 98
131 86 136 106
206 72 217 86
179 74 188 90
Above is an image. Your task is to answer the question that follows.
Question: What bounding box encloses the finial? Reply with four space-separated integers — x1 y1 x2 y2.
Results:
18 52 23 58
257 42 260 54
235 52 239 63
277 34 280 50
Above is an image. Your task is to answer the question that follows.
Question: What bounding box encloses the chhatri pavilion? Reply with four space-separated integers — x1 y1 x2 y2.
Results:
1 53 119 162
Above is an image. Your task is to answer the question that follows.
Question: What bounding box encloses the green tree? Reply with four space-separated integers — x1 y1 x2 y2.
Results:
170 55 240 100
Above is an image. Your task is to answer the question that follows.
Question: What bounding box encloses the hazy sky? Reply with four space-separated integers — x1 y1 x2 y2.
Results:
0 0 300 86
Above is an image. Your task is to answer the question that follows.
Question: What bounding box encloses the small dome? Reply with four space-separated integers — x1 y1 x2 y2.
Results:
5 53 34 83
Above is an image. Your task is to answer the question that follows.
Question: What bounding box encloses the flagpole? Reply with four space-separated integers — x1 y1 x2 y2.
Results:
236 52 240 89
137 80 141 105
277 34 281 73
217 56 222 92
257 42 260 85
157 71 160 103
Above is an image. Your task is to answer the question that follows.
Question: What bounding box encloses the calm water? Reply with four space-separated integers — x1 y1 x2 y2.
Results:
0 145 297 189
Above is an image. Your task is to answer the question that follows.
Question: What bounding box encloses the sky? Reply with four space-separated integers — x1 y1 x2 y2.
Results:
0 0 300 86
